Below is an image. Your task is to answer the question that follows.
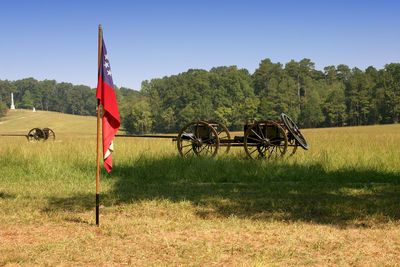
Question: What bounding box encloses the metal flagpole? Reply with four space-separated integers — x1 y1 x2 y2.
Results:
96 24 102 226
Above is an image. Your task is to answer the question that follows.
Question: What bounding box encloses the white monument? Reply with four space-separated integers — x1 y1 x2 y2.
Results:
10 93 15 110
33 107 36 112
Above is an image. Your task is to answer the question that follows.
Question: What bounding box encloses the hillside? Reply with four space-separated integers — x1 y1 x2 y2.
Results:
0 109 105 135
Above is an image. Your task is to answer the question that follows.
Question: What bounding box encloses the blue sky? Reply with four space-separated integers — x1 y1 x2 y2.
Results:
1 0 399 90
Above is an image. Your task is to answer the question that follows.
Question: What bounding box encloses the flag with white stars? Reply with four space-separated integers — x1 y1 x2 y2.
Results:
98 39 114 91
96 36 120 172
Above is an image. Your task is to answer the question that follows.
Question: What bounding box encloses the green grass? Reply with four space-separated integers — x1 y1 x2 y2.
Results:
1 110 400 265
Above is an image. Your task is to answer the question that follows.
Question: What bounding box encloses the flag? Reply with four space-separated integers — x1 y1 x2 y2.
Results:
96 37 120 172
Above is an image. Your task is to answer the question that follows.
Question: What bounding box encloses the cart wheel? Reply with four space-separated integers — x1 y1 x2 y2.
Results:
280 113 309 150
207 120 231 154
177 121 220 157
27 128 45 142
244 121 288 159
42 128 56 141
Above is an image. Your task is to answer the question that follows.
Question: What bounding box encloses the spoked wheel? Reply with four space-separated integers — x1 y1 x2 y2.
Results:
177 121 220 157
42 128 56 141
27 128 45 142
207 120 231 154
280 113 309 150
244 121 288 159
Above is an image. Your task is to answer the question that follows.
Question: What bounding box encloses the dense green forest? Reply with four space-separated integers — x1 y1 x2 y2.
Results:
1 58 399 133
123 59 400 133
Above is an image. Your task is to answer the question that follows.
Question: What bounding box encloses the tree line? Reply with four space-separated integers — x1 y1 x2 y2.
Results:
1 58 399 133
122 59 400 133
0 78 97 116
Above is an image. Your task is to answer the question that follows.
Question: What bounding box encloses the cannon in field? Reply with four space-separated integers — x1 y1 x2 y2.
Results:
0 128 55 142
176 113 308 159
26 128 56 142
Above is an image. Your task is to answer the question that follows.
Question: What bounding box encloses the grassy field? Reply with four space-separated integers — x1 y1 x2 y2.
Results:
1 109 400 266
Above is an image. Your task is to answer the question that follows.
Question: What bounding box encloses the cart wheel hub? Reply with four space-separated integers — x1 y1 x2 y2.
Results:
194 139 203 147
261 138 270 146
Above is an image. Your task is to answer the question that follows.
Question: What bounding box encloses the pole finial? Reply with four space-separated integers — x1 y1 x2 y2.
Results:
99 24 102 30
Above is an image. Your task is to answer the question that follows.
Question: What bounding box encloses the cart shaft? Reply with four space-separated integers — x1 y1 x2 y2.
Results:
115 134 177 139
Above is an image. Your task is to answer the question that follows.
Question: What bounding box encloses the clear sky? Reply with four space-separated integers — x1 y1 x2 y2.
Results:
1 0 399 90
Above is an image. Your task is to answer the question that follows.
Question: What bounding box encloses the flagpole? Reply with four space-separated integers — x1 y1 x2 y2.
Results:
96 24 102 226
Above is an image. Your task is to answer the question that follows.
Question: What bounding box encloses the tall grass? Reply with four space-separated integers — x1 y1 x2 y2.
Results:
1 124 399 222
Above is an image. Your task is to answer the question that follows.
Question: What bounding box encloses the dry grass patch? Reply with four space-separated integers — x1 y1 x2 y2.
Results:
1 204 400 266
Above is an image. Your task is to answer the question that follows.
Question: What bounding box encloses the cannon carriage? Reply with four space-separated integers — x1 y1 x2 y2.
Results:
0 128 56 142
175 113 308 158
26 127 56 142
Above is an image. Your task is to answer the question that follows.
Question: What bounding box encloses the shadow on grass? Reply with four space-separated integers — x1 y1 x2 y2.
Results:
45 156 400 226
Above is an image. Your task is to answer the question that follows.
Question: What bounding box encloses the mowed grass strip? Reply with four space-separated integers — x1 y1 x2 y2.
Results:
0 111 400 265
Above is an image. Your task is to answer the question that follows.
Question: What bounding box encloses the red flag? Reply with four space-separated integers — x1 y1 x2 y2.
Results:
96 37 120 172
